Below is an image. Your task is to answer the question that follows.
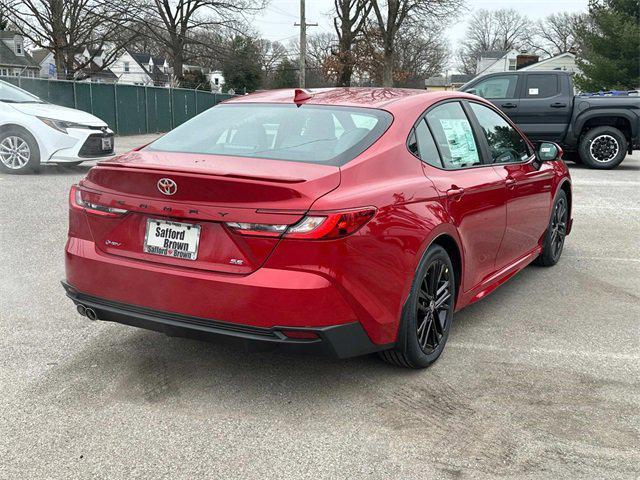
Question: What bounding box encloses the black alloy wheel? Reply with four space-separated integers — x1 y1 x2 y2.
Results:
416 259 452 355
379 244 455 369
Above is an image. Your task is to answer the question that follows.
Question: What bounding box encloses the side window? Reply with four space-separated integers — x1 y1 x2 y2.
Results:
525 74 558 98
415 119 441 168
469 103 531 164
471 75 517 99
426 102 481 169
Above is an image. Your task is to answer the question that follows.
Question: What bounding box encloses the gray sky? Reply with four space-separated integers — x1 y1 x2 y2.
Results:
251 0 589 48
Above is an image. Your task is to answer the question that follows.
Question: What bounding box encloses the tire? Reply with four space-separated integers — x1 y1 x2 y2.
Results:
535 190 568 267
579 126 627 169
0 127 41 174
379 244 456 369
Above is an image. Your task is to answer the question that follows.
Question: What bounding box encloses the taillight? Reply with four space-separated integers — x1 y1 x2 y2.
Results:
69 185 128 217
225 207 376 240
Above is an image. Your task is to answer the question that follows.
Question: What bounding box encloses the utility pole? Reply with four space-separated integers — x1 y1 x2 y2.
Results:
294 0 317 88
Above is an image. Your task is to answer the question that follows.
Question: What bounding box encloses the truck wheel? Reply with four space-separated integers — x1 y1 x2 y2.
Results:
579 126 628 169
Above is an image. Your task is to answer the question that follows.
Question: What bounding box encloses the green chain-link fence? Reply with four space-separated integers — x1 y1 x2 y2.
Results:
1 76 234 135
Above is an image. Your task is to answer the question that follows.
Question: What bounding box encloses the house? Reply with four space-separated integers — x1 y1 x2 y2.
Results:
110 50 170 86
209 70 225 91
0 31 39 77
425 74 474 91
31 47 117 82
518 52 577 73
476 49 538 76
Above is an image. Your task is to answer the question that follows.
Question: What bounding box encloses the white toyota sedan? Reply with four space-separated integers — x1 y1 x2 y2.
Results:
0 79 114 174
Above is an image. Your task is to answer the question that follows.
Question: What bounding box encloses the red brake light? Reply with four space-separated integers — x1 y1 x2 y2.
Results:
69 185 128 217
224 207 376 240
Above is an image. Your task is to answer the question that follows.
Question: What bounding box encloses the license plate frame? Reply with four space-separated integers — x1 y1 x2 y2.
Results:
143 218 201 261
101 136 112 151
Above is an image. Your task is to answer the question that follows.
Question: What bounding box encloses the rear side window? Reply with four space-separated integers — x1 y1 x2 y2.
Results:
414 119 441 168
426 102 481 169
470 103 531 164
525 74 558 98
146 103 392 166
471 75 517 99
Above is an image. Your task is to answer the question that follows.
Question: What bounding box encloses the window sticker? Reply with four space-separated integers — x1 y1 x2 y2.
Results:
439 119 479 167
528 88 539 95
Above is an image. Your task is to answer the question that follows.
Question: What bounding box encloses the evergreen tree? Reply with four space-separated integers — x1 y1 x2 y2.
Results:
271 59 298 88
221 36 263 93
575 0 640 91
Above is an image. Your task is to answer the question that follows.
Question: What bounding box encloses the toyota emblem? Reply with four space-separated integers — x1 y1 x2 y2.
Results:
157 178 177 196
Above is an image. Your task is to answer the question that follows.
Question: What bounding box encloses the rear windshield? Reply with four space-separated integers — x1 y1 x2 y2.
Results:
145 103 393 166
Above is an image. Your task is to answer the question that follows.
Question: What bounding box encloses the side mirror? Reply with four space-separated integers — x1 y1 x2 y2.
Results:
466 88 477 95
536 142 563 162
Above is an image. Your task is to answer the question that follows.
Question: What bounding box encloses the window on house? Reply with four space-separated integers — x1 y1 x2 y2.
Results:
214 78 219 85
124 62 130 72
508 58 516 71
16 43 23 55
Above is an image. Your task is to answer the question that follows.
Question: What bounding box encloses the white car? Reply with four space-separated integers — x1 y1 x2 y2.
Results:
0 79 114 174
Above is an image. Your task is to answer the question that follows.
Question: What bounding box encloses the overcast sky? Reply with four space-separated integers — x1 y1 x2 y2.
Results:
251 0 589 49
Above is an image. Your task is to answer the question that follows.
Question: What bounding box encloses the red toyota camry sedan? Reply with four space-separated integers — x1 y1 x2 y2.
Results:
63 88 572 368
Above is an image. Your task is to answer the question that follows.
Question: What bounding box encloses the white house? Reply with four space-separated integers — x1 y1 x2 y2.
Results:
31 47 117 82
518 52 577 73
0 31 39 77
209 70 225 91
110 50 170 86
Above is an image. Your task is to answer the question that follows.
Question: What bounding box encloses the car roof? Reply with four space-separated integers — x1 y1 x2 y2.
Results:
224 87 473 112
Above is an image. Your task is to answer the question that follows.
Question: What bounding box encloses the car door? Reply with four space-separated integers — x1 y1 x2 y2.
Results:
516 73 572 142
412 101 507 293
464 74 520 120
466 101 554 269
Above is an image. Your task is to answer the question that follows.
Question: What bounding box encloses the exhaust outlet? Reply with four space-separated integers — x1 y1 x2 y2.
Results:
85 308 98 321
77 304 86 316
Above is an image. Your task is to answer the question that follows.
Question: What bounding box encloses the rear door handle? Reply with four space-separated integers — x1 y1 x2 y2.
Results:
501 103 517 109
550 102 567 108
446 187 465 200
506 177 517 189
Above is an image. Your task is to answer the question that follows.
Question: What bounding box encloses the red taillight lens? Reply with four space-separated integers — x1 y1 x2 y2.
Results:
286 208 376 240
69 185 128 217
224 207 376 240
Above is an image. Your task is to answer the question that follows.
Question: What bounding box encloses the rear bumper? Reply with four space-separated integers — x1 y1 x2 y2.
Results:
62 282 388 358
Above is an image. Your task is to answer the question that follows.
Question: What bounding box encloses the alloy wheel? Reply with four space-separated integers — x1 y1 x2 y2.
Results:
0 136 31 170
589 134 619 163
416 259 452 354
549 197 567 260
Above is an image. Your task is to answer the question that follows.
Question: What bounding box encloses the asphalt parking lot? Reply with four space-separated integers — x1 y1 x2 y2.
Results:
1 137 638 479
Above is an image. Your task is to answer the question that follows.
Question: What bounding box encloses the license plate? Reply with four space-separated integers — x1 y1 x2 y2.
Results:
101 136 112 150
144 219 200 261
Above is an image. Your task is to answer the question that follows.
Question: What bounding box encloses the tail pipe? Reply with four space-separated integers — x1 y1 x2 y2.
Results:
77 304 98 321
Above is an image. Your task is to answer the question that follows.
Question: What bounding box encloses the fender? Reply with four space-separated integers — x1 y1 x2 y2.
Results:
572 108 639 140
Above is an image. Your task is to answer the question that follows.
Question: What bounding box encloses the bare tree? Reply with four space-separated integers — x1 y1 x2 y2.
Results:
6 0 128 78
257 39 289 74
354 21 448 86
369 0 463 87
457 8 530 75
112 0 265 79
525 12 582 57
333 0 371 86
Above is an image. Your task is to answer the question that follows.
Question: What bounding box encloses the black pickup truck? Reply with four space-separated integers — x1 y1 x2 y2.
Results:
461 71 640 169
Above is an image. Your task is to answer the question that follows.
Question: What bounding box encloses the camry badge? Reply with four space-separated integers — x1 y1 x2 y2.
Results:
157 178 177 196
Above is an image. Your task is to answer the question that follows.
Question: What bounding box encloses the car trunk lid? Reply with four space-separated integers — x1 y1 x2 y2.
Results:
80 150 340 274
